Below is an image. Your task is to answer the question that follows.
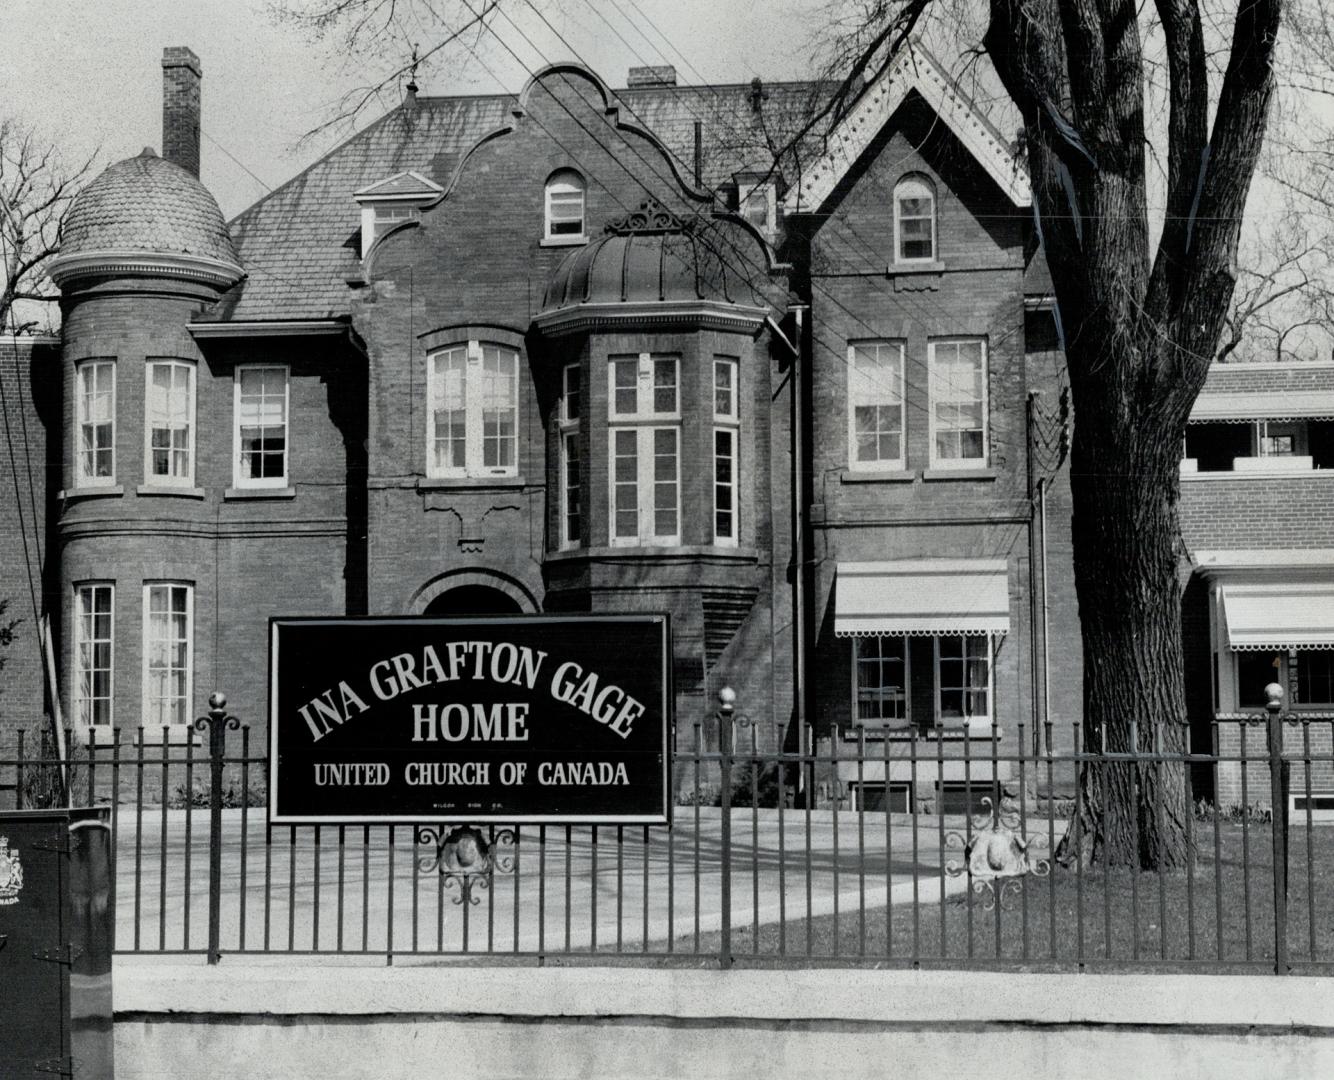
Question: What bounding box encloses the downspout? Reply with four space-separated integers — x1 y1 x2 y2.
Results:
765 309 808 792
1026 392 1042 757
1039 475 1051 748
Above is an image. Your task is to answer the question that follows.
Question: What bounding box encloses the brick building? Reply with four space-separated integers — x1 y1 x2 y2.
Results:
23 44 1328 811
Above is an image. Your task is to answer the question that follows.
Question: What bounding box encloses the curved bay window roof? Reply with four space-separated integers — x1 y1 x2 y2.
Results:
534 201 777 337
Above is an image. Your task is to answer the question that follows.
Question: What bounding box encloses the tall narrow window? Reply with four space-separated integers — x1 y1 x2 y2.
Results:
75 583 113 728
145 360 195 485
894 176 936 262
937 634 991 729
607 353 680 546
848 342 905 469
560 363 581 548
234 365 289 487
427 341 520 479
76 359 116 486
714 357 739 545
144 583 192 727
853 636 908 727
929 338 987 467
544 169 586 241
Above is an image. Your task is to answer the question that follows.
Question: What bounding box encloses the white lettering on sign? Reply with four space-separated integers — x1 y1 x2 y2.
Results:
537 761 631 785
549 662 644 738
410 702 530 743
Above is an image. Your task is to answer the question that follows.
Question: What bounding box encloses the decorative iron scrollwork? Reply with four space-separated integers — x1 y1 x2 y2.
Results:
604 199 691 236
415 825 517 906
945 796 1051 910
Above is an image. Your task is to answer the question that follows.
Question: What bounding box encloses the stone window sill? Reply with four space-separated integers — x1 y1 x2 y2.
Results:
545 544 758 563
224 486 296 500
887 260 946 275
59 484 124 501
417 476 527 491
540 235 588 248
137 484 206 499
841 468 915 484
922 467 997 482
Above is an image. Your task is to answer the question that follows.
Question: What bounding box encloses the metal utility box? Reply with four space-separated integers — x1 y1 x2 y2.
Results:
0 806 113 1079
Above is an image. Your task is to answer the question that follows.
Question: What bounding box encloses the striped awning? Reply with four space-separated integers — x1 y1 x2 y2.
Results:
1220 582 1334 651
834 559 1010 637
1190 390 1334 423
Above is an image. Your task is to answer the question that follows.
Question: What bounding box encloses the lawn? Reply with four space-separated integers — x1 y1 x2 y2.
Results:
664 818 1334 973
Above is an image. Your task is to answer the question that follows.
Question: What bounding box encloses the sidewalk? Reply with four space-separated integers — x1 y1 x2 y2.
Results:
111 807 978 956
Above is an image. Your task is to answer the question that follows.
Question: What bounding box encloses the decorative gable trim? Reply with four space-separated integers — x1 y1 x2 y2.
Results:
784 47 1030 214
353 170 444 204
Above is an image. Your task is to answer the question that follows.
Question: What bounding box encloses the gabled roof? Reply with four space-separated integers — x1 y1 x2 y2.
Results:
784 47 1030 214
221 77 813 321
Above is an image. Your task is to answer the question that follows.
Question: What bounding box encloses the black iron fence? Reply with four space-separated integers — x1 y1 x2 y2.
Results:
3 699 1333 973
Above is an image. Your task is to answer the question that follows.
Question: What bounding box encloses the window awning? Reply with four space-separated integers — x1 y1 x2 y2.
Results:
1220 582 1334 651
1189 390 1334 423
834 559 1010 637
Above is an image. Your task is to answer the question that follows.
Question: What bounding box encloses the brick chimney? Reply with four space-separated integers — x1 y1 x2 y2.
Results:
161 47 202 177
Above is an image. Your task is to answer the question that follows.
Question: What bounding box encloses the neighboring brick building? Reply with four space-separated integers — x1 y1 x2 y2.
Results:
1179 361 1334 806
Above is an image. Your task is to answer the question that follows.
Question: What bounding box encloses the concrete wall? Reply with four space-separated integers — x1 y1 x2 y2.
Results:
113 962 1334 1080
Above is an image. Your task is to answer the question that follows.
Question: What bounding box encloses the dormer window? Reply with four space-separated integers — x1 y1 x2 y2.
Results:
544 169 586 244
894 176 936 263
734 172 779 239
353 169 443 257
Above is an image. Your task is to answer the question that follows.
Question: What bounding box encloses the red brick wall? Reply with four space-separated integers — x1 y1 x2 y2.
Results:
0 338 57 738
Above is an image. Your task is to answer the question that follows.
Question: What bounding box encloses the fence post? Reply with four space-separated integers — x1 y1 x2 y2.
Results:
1264 683 1290 975
195 691 238 965
717 687 735 970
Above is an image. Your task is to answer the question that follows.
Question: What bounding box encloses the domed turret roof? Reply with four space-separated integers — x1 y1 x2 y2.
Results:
536 201 775 335
50 149 242 288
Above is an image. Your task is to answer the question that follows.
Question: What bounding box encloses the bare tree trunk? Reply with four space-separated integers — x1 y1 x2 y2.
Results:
1062 348 1194 869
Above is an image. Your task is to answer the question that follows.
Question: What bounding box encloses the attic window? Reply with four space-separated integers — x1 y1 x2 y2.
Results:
544 169 586 244
353 169 442 258
894 176 936 263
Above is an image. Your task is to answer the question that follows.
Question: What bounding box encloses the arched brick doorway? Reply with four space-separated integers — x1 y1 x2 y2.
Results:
422 584 523 616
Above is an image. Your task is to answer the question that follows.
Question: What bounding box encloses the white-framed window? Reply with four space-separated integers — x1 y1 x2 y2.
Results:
936 634 991 730
852 635 909 728
928 338 988 467
144 360 195 485
75 583 114 728
426 342 520 479
1298 651 1334 707
894 175 936 263
559 363 581 549
544 169 586 241
608 353 679 420
75 359 116 486
143 582 192 727
233 365 289 487
714 357 739 545
609 426 679 546
848 341 905 469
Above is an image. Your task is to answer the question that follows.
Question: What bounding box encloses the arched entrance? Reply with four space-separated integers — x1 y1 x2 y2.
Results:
423 584 523 616
409 569 539 615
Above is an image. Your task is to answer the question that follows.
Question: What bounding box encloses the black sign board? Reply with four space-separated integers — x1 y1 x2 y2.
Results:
269 615 671 824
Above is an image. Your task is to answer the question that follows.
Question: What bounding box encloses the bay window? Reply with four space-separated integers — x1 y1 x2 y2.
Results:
714 357 739 545
143 583 192 727
145 359 195 485
75 583 114 728
76 359 116 486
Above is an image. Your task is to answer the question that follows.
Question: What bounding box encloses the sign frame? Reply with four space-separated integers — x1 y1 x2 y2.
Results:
267 613 673 827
